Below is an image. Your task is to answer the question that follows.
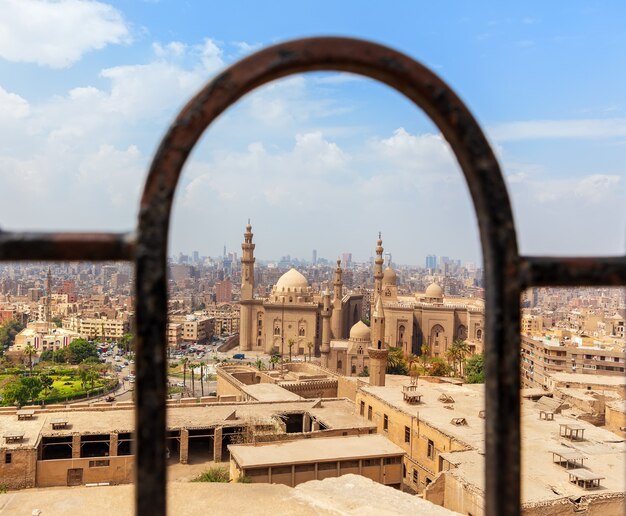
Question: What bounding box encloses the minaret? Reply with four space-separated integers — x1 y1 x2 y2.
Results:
45 267 52 332
331 259 344 339
368 294 388 386
373 233 384 305
241 220 255 300
321 290 331 367
239 221 255 351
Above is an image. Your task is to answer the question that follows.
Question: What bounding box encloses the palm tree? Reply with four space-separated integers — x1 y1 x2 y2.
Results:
181 357 189 390
419 344 431 371
254 358 264 370
23 344 36 375
190 362 197 395
200 363 205 397
287 338 295 362
447 339 470 377
269 354 280 370
307 342 313 363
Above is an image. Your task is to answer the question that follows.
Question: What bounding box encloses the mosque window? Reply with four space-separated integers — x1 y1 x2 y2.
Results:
477 329 483 341
351 365 356 374
274 327 280 335
298 327 305 336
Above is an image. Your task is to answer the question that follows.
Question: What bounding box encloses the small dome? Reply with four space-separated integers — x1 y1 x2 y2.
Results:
382 266 397 286
349 320 371 341
425 282 443 299
275 268 309 291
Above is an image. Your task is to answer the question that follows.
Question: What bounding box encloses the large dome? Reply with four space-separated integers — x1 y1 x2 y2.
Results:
382 266 397 286
425 282 443 299
349 320 371 341
275 268 309 292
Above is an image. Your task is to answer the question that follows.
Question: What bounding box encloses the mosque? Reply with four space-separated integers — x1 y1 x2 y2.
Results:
238 224 484 379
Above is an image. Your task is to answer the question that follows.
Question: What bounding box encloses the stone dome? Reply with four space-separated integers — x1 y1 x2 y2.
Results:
425 282 443 299
275 268 309 292
382 266 397 286
349 320 371 341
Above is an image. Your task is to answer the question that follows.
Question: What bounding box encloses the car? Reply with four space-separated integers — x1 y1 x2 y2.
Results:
105 396 115 402
233 353 245 360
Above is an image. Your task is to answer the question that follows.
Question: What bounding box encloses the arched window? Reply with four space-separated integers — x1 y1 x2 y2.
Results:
476 328 483 341
298 327 305 336
351 365 356 374
457 324 467 340
357 346 363 355
274 327 280 336
398 325 405 346
430 324 445 347
337 359 343 370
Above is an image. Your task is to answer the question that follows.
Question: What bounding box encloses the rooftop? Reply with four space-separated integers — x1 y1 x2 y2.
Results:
229 434 404 467
0 398 372 449
0 474 459 516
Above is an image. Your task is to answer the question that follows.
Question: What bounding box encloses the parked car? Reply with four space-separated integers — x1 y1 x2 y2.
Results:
233 353 245 360
105 396 115 402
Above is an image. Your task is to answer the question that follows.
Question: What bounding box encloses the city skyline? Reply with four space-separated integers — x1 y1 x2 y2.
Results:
0 2 625 265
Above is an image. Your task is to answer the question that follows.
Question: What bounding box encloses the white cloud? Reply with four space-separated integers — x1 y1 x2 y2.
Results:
0 86 30 119
490 118 626 141
0 0 130 68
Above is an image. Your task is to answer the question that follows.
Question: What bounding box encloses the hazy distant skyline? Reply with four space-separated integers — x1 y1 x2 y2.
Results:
0 1 624 265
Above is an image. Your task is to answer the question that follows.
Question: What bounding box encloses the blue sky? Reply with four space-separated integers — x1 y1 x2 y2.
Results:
0 1 624 265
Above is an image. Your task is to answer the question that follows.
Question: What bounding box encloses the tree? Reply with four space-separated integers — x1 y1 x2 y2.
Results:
254 358 264 370
199 363 204 397
181 358 189 390
287 338 295 362
386 347 408 375
39 349 54 362
40 374 54 395
51 316 62 328
419 344 431 371
0 320 25 350
53 348 68 363
430 357 451 377
119 333 134 354
464 353 485 384
447 339 470 376
23 344 36 375
2 376 43 406
269 354 280 370
306 341 313 362
67 339 99 364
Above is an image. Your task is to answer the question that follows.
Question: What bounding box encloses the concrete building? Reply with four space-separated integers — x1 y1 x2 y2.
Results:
62 315 130 340
169 314 213 344
355 376 625 515
12 321 81 353
229 434 404 488
521 331 626 390
0 398 374 490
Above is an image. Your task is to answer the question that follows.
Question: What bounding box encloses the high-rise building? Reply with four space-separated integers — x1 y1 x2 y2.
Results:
312 249 317 265
215 278 233 303
341 252 352 268
425 255 437 269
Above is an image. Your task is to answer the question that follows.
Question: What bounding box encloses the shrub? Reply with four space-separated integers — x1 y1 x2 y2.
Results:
193 466 229 483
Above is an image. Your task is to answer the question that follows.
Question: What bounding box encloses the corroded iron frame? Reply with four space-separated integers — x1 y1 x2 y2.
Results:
1 37 624 516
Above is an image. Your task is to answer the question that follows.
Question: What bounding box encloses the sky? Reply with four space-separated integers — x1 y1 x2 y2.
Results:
0 1 624 266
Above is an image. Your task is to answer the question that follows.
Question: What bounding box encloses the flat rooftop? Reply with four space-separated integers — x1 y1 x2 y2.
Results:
240 383 303 402
549 372 626 388
361 376 626 504
0 398 373 449
229 434 404 467
0 474 459 515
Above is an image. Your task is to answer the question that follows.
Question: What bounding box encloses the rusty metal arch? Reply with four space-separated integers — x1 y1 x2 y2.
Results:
136 37 520 515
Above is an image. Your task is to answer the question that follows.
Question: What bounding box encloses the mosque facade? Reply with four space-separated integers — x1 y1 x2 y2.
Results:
238 223 484 378
238 223 363 356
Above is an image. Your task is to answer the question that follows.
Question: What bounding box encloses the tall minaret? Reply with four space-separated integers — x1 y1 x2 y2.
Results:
239 221 255 351
241 220 255 300
321 290 332 367
368 294 388 386
45 267 52 332
331 259 344 339
373 233 384 306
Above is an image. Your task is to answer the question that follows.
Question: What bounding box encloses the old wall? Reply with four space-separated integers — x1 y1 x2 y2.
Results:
36 456 134 487
0 448 37 489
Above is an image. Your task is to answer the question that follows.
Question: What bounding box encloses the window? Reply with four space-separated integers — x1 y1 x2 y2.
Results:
89 459 110 467
404 426 410 443
360 401 365 416
5 452 12 464
298 327 305 336
427 439 435 459
412 469 418 483
383 456 401 465
274 327 280 335
383 414 388 431
367 406 372 421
